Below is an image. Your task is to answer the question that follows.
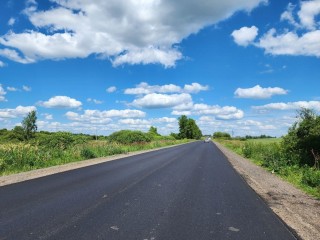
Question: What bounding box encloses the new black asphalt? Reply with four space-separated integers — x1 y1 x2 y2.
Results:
0 141 297 239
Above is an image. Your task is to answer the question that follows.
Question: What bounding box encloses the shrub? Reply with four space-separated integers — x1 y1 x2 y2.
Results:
108 130 151 144
80 148 97 159
302 167 320 188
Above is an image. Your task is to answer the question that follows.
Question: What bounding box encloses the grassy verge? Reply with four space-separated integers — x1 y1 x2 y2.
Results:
216 138 320 199
0 139 192 176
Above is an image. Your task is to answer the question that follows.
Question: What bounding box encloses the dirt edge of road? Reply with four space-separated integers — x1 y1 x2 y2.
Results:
214 141 320 240
0 142 188 187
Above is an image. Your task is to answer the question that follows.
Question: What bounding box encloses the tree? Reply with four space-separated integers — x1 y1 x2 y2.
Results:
22 110 37 140
178 115 188 139
282 108 320 166
148 126 160 136
178 115 202 139
213 132 231 139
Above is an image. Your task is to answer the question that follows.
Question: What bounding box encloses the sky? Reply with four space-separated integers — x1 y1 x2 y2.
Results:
0 0 319 137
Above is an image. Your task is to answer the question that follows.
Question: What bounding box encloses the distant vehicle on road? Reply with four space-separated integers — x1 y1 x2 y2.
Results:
204 137 211 143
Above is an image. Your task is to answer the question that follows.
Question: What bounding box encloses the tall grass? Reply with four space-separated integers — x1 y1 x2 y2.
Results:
0 139 191 176
217 139 320 199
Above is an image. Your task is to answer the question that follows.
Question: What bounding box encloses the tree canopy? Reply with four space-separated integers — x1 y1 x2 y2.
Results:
22 110 37 140
178 115 202 140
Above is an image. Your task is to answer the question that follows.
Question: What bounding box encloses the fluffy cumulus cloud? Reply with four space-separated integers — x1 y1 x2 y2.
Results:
253 101 320 111
125 82 208 95
234 85 288 99
39 96 82 109
66 109 146 122
233 0 320 57
231 26 258 46
0 0 266 67
132 93 193 109
0 106 36 119
0 61 6 67
172 103 244 120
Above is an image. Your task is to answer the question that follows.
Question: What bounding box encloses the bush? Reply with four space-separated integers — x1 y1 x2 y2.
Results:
80 148 97 159
302 167 320 188
108 130 151 144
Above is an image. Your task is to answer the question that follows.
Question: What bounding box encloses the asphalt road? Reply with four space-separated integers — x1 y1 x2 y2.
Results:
0 141 297 240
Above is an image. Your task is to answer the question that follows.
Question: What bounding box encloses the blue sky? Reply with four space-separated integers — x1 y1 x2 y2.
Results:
0 0 319 137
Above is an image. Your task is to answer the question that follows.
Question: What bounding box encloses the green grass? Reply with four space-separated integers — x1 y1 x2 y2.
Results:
0 139 192 176
216 138 320 199
246 138 282 144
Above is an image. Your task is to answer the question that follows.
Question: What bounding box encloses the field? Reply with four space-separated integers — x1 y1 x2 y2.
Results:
216 138 320 199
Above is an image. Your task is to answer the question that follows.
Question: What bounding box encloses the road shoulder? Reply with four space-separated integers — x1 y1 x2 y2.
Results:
214 141 320 240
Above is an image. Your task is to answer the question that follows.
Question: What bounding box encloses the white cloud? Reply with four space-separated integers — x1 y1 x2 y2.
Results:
231 26 259 46
298 0 320 30
23 85 32 91
125 82 181 95
258 28 320 57
253 101 320 111
39 96 82 109
0 61 6 67
106 86 117 93
183 83 209 93
8 18 16 26
118 119 150 125
0 0 266 67
171 103 244 120
234 85 288 99
124 82 208 95
43 113 53 120
234 1 320 58
0 84 7 102
152 117 177 123
132 93 193 109
87 98 103 104
0 48 34 64
7 87 18 92
66 109 146 123
0 105 36 118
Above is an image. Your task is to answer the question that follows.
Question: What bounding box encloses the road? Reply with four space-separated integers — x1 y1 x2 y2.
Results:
0 141 297 240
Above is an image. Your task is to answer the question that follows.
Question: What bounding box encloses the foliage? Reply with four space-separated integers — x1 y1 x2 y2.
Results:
213 132 231 139
302 167 320 188
282 108 320 167
22 110 37 140
108 130 151 144
178 115 202 139
148 126 160 136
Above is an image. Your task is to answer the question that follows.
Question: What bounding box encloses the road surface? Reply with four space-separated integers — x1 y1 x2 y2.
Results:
0 141 297 239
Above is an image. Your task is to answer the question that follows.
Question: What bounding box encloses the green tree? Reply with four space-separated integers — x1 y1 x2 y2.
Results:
148 126 160 136
178 115 202 139
22 110 37 140
282 108 320 166
178 115 188 139
213 132 231 139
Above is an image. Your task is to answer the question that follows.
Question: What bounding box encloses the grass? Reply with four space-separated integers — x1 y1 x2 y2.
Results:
0 139 192 176
216 138 320 199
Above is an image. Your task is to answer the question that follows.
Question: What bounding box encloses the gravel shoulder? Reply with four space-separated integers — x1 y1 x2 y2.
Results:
214 141 320 240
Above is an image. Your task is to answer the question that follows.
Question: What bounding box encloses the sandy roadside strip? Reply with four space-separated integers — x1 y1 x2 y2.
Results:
214 141 320 240
0 142 189 187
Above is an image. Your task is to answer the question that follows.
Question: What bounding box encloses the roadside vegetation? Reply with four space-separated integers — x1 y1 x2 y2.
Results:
0 112 202 176
214 108 320 199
